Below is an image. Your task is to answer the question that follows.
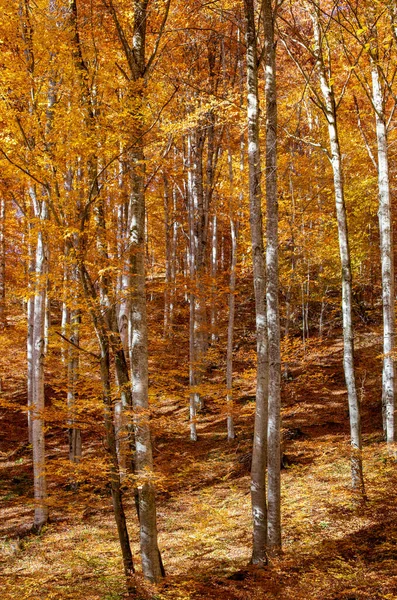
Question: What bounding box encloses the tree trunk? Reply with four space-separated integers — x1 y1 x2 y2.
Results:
69 2 136 586
129 152 164 582
371 63 395 444
32 226 49 531
188 127 208 412
79 262 136 585
0 198 5 328
163 172 173 337
67 293 82 465
210 213 218 344
105 0 167 576
264 0 282 554
27 217 35 445
226 216 238 441
99 344 135 582
312 7 365 497
244 0 269 567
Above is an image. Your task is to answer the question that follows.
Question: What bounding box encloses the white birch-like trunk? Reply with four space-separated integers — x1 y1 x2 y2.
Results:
192 129 208 411
26 216 35 445
128 158 163 582
44 278 50 355
163 173 173 337
0 198 5 328
244 0 269 567
187 137 198 441
187 128 208 414
189 290 198 442
32 226 48 530
210 213 218 343
61 261 70 366
312 8 365 496
27 294 34 444
67 284 81 465
284 170 296 377
115 161 131 475
128 7 164 577
264 0 282 554
226 217 237 441
170 184 178 333
371 64 395 444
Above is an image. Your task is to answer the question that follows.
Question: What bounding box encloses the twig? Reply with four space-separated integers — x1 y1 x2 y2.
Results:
55 331 100 360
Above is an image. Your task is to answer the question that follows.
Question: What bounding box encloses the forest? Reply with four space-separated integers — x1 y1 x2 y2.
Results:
1 0 397 598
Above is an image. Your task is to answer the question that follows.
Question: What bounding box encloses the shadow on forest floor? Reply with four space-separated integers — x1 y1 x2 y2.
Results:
1 325 397 600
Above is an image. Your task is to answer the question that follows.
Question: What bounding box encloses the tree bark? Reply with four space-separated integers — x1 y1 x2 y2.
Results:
210 213 218 344
0 198 6 328
69 1 136 585
32 223 49 531
244 0 269 567
67 288 81 466
371 63 395 444
124 0 165 581
128 151 163 581
264 0 282 554
226 216 237 441
312 6 365 497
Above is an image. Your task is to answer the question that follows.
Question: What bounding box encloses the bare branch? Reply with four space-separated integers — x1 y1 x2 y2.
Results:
55 331 100 360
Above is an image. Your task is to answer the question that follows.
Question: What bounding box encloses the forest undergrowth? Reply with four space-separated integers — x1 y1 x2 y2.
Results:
1 316 397 600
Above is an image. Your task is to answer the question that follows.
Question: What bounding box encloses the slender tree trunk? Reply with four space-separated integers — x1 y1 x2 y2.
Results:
32 225 49 530
61 258 70 366
244 0 269 567
129 155 163 581
163 173 172 337
312 7 365 497
27 290 34 444
112 319 135 486
264 0 281 554
79 262 135 585
371 63 395 444
210 213 218 343
187 148 198 441
191 128 208 411
127 6 164 573
169 183 178 335
115 167 131 473
0 198 6 328
26 211 36 445
284 169 296 377
100 344 135 582
44 277 50 355
226 216 238 441
69 2 136 586
67 289 81 465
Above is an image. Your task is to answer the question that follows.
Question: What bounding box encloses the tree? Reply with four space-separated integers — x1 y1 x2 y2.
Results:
310 1 365 496
264 0 282 554
103 0 170 582
335 0 396 444
244 0 269 567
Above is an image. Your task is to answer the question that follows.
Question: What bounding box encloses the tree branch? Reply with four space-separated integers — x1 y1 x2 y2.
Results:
55 331 100 360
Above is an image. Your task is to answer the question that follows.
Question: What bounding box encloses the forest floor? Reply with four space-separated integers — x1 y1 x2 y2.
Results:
1 317 397 600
